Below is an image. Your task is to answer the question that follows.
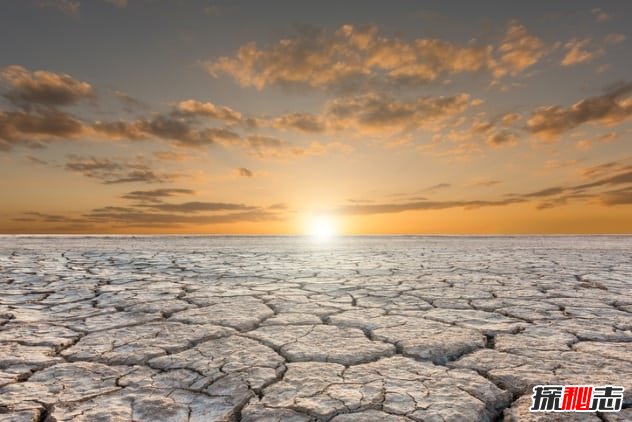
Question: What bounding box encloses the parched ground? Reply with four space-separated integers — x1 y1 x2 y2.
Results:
0 236 630 422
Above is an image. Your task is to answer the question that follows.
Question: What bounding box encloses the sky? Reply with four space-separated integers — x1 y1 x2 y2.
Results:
0 0 631 234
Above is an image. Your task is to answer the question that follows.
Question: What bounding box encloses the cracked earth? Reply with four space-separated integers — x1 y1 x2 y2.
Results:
0 235 630 421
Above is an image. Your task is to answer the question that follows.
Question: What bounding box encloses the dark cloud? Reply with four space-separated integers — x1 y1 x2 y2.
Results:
24 154 47 165
324 92 471 134
242 135 294 158
575 169 632 190
424 183 451 192
14 198 284 229
103 170 177 184
139 201 256 213
237 167 253 177
520 187 566 198
0 110 84 150
273 113 326 133
84 208 280 227
486 130 518 148
579 159 628 179
599 187 632 206
121 188 195 203
65 155 179 184
153 150 190 161
526 82 632 139
92 120 146 140
339 198 523 215
114 90 147 112
1 65 94 109
13 211 76 223
472 179 502 187
92 114 242 147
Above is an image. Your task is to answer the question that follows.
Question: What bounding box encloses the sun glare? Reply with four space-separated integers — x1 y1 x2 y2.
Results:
308 215 336 239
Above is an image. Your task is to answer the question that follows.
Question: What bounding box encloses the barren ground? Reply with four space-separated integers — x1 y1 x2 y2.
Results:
0 236 630 421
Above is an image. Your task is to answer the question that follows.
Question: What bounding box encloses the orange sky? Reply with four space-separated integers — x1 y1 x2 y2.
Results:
0 1 631 234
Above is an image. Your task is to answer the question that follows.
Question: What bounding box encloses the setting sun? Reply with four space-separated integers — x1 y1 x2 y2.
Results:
308 216 337 239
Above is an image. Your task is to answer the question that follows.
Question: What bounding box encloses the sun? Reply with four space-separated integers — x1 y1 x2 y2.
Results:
308 215 337 239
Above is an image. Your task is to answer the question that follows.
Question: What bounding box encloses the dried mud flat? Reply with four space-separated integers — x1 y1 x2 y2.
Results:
0 235 630 422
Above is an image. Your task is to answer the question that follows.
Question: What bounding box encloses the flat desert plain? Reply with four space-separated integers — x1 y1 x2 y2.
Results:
0 236 630 421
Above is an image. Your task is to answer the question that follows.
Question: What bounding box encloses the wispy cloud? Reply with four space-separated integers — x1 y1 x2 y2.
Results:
338 160 632 215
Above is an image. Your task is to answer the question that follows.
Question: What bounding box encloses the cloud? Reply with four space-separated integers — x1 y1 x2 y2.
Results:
237 167 254 177
423 183 451 192
91 120 146 140
13 203 283 230
38 0 80 16
605 33 626 45
470 179 502 188
205 25 372 91
0 110 84 150
268 92 473 138
121 188 195 203
205 22 543 91
92 114 242 147
574 168 632 190
243 134 351 159
579 159 629 179
175 99 242 123
500 113 521 126
272 113 326 133
591 8 610 23
561 39 603 66
65 155 180 184
84 207 281 227
1 65 94 108
486 130 518 148
599 187 632 205
492 22 546 78
24 154 48 165
139 201 256 213
325 92 472 134
338 197 523 215
153 150 191 161
525 82 632 139
114 90 147 111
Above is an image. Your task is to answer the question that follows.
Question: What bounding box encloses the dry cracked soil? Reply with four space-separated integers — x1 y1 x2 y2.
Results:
0 235 630 421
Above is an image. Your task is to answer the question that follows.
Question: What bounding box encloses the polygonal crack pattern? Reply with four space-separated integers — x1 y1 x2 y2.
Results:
0 235 630 421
